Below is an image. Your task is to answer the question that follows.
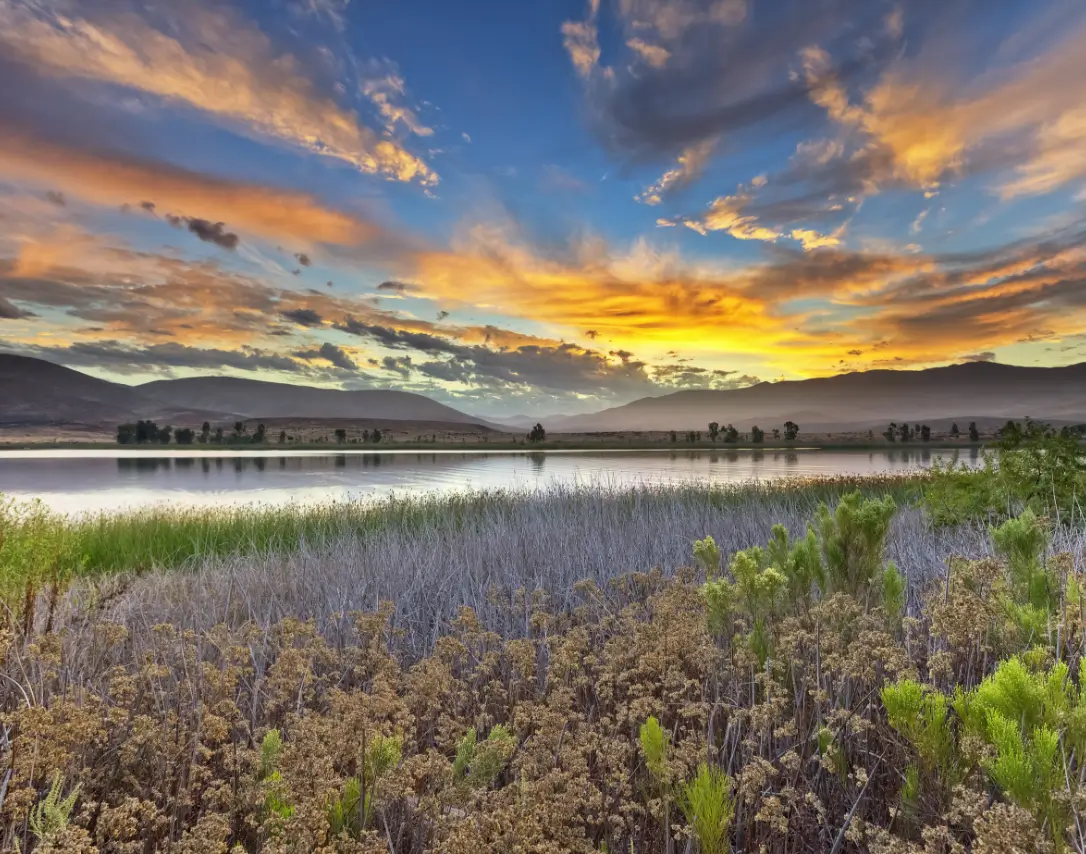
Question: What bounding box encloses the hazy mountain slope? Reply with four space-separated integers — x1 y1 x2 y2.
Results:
139 376 497 426
0 354 160 424
552 362 1086 432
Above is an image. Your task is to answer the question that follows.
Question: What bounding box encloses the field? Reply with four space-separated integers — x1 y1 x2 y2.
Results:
1 454 1085 852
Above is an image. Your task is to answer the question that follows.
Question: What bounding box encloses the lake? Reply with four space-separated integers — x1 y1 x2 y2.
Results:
0 448 979 515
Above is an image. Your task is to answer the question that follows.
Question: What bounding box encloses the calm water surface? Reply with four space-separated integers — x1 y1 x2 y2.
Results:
0 448 980 515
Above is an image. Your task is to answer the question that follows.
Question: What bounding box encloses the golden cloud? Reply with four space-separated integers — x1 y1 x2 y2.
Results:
0 0 437 185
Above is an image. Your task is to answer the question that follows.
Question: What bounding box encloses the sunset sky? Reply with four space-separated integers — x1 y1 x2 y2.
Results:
2 0 1086 416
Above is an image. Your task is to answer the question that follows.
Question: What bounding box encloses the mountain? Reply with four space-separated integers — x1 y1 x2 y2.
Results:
138 376 497 427
550 362 1086 432
0 354 169 425
0 355 498 429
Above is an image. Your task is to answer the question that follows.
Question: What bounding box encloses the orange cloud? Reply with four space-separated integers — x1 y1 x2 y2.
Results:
0 0 437 185
0 127 386 250
804 21 1086 196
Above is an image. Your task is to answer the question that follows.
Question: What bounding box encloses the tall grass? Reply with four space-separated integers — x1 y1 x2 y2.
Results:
17 474 1081 659
3 476 917 582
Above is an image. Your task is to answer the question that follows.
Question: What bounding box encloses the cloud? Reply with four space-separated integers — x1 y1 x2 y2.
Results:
280 308 325 327
566 0 891 165
636 138 718 204
376 280 414 294
360 59 434 137
677 193 781 242
295 253 312 267
788 13 1086 202
0 295 31 319
381 354 413 377
44 190 65 207
10 339 311 376
626 38 671 69
290 0 351 31
562 0 601 79
0 126 389 249
183 218 240 250
0 0 437 185
789 227 843 251
294 341 357 370
963 351 996 363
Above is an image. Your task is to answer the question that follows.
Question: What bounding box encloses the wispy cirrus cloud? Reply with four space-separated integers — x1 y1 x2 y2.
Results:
0 0 437 185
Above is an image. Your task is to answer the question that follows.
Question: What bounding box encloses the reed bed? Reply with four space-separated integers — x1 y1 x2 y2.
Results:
26 475 1084 662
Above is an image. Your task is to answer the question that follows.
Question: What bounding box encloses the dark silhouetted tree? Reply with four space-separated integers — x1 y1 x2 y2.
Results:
724 424 739 442
116 423 137 445
920 425 931 442
898 422 912 442
157 425 172 445
253 423 267 444
371 428 383 444
279 430 287 444
213 426 224 444
200 422 211 444
751 425 764 443
950 422 960 438
670 431 677 443
783 421 799 441
335 428 347 444
708 422 720 442
969 421 979 441
528 423 546 442
175 427 195 445
772 428 780 440
884 423 897 442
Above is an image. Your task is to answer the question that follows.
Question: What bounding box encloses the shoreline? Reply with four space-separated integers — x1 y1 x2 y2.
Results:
0 439 991 454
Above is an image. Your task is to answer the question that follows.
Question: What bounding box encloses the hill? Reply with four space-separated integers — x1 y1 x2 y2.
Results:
550 362 1086 432
138 376 497 427
0 355 497 430
0 354 174 425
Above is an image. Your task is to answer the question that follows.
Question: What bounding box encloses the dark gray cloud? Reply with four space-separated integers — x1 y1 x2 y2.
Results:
7 340 306 376
184 218 240 249
280 308 325 327
295 252 312 266
381 355 413 377
377 280 414 294
164 214 240 249
0 296 33 319
581 0 896 164
294 341 357 370
140 200 156 213
45 190 65 206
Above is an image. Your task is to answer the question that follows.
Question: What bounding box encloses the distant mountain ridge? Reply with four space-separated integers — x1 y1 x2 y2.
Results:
548 362 1086 432
0 355 498 429
5 354 1086 435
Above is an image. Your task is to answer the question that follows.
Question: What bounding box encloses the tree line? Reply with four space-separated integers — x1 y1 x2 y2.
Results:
117 421 386 446
669 422 799 444
882 421 981 442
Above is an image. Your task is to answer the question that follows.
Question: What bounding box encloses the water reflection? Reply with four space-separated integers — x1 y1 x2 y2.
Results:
0 448 976 515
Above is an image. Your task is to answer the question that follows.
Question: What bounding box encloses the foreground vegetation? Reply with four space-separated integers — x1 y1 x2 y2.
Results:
1 485 1085 852
2 429 1085 851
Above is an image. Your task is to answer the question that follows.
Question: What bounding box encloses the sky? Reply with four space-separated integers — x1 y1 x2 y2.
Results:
2 0 1086 418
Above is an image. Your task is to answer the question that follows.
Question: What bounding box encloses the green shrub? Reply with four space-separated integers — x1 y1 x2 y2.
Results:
679 764 734 854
